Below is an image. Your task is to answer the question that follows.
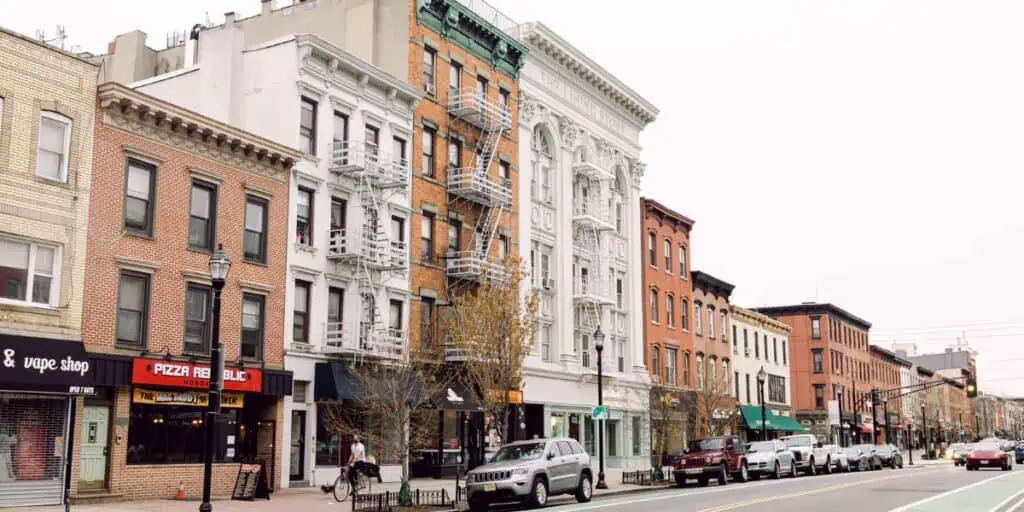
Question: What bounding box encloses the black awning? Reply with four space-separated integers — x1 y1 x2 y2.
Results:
315 362 362 401
262 368 293 397
88 353 133 387
433 381 481 412
0 334 95 389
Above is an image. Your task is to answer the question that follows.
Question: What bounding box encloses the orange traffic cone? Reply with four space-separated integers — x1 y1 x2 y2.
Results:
175 481 186 500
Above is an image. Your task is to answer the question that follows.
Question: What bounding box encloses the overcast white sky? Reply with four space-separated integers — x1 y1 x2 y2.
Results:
6 1 1023 396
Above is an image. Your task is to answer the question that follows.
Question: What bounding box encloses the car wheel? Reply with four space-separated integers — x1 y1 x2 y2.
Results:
528 478 548 509
824 457 832 474
468 499 489 512
675 474 686 488
751 473 761 481
717 465 728 486
699 477 709 487
575 472 592 503
891 459 897 470
772 461 781 480
808 457 817 476
736 462 749 482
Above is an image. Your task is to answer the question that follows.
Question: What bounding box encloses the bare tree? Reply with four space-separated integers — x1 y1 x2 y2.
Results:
445 256 539 444
695 361 738 437
650 386 684 467
318 347 455 500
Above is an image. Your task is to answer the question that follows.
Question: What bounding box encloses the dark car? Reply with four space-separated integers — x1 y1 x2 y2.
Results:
673 436 749 487
967 441 1014 471
1015 442 1024 465
850 444 883 471
874 444 903 469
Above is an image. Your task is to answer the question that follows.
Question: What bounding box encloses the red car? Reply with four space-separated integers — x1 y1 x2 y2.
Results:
966 442 1014 471
673 436 749 487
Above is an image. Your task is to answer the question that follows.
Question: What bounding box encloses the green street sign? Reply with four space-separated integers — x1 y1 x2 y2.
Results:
591 405 609 420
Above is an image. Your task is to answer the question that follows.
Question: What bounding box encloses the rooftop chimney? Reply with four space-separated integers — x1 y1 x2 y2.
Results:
224 12 236 26
262 0 273 15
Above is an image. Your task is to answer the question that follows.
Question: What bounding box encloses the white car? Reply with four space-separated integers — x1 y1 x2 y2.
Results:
780 434 833 475
824 444 850 472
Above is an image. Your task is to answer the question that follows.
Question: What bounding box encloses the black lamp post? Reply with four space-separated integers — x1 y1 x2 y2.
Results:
836 385 844 447
200 244 230 512
594 325 607 490
907 423 913 466
881 393 889 445
757 366 767 440
871 389 880 445
921 402 928 460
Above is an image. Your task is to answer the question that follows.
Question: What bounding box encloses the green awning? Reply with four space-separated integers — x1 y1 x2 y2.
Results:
738 405 780 431
773 414 807 433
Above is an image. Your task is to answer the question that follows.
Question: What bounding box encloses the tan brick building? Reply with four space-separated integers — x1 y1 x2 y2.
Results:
0 27 99 508
71 82 299 503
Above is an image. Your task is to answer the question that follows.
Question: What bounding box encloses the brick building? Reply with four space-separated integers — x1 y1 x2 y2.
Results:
74 82 299 502
691 271 737 437
0 26 98 508
869 345 911 445
756 303 873 445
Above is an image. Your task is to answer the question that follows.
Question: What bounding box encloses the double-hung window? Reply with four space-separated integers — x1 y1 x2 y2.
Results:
420 214 435 262
299 97 317 155
184 283 212 355
663 239 671 271
124 159 156 235
296 188 313 246
241 293 265 361
648 289 658 322
37 112 71 182
0 238 59 307
244 196 268 263
293 280 311 343
423 48 436 93
188 180 216 251
666 295 674 327
116 271 150 348
678 246 687 276
647 233 656 266
422 129 436 177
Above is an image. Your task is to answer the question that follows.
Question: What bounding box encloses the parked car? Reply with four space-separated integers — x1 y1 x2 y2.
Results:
744 440 798 480
875 444 904 469
673 436 748 487
1015 442 1024 465
780 434 832 475
966 441 1014 471
850 444 884 471
951 444 972 466
824 444 850 472
465 437 592 511
844 445 870 471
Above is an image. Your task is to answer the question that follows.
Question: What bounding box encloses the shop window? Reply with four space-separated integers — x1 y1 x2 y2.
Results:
127 404 251 464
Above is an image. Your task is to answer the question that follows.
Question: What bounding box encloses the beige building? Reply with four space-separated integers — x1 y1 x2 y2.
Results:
0 27 100 507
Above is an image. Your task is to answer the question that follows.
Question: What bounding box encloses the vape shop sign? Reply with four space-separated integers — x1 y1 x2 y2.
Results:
131 358 262 393
0 334 96 393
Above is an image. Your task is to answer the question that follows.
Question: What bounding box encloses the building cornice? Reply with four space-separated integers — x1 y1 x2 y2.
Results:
692 270 735 301
98 82 300 178
642 197 695 232
755 303 872 330
416 0 528 79
732 305 792 335
870 344 913 368
514 22 658 126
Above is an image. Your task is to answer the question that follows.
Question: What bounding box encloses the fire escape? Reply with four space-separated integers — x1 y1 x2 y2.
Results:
325 140 409 360
572 149 615 369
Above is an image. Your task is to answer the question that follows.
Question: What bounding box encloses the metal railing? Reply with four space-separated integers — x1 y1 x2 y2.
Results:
327 228 407 270
351 488 454 511
572 160 612 180
572 199 614 230
451 0 518 34
445 251 509 283
622 468 674 486
323 322 406 359
448 168 512 207
447 88 513 131
573 276 613 304
329 141 410 189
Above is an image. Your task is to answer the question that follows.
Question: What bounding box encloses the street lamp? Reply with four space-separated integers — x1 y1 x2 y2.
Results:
836 384 844 447
200 244 230 512
757 366 767 441
921 402 928 460
881 393 889 446
593 325 607 490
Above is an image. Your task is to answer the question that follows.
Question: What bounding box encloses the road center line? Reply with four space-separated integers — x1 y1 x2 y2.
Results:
695 469 936 512
889 470 1023 512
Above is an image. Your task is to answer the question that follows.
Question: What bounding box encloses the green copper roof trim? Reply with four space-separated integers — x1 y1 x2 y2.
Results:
416 0 528 80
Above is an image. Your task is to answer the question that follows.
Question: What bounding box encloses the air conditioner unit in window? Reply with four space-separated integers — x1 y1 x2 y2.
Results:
543 278 555 290
425 83 436 96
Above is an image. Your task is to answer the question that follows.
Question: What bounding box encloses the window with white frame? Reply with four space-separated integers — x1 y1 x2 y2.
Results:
36 111 71 182
696 354 704 389
707 306 715 338
663 239 671 271
617 339 625 372
695 302 702 334
0 238 59 307
678 245 687 277
648 289 658 323
666 295 674 327
647 232 656 266
666 348 677 385
541 165 552 202
541 324 551 362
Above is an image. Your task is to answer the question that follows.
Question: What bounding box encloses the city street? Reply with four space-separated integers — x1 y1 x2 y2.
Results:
534 464 1024 512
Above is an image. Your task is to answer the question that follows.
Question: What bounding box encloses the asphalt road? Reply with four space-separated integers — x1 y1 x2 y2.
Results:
509 462 1024 512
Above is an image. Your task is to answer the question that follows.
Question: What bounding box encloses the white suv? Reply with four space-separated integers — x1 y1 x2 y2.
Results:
781 434 833 475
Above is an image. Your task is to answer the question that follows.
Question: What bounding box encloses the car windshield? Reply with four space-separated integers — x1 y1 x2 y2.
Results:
689 438 725 452
491 442 546 462
748 442 776 452
783 437 811 448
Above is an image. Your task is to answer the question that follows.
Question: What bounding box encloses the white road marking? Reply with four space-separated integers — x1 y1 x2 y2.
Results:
1006 494 1024 512
989 488 1024 512
889 470 1023 512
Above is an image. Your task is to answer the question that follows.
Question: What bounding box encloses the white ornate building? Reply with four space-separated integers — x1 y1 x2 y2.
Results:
132 23 421 487
512 22 659 470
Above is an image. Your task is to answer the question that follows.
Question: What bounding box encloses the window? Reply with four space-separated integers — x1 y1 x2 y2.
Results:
732 325 738 354
678 246 687 276
422 48 435 93
769 375 786 403
295 188 313 246
721 312 728 342
696 354 704 390
616 278 624 309
694 302 702 334
812 348 824 373
814 384 825 409
241 293 264 360
498 234 509 261
764 338 769 362
541 252 551 284
293 280 311 342
244 196 268 263
328 287 344 328
666 348 677 385
708 357 717 390
447 139 461 169
0 238 59 307
447 220 461 253
299 97 317 155
648 289 658 323
333 111 348 150
499 160 510 181
420 214 435 262
754 332 760 359
745 374 751 404
449 62 461 93
707 307 715 338
811 317 821 339
617 339 625 372
420 297 435 347
663 239 671 271
116 271 149 347
632 416 641 457
666 295 674 327
422 129 436 177
647 233 656 266
187 181 216 251
773 338 778 364
183 284 212 355
392 137 406 166
650 347 659 380
124 159 156 235
128 404 250 465
364 125 380 157
391 216 405 245
476 75 488 99
682 352 690 386
615 203 623 233
541 324 551 361
735 371 741 400
541 165 552 202
499 88 510 114
389 300 403 332
36 112 71 182
723 360 730 395
680 300 688 330
330 197 346 246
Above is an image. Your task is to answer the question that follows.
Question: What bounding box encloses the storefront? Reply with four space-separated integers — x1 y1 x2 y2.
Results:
0 335 99 507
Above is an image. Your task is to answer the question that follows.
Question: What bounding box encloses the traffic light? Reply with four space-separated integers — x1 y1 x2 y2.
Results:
966 376 978 398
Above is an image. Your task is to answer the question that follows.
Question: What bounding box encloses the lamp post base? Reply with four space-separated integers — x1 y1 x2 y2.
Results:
596 472 608 489
199 502 213 512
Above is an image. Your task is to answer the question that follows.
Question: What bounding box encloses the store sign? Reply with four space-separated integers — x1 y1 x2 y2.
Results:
133 387 244 408
0 334 96 393
131 358 262 393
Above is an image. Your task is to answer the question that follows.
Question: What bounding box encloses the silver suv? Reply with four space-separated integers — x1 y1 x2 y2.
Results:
465 437 593 511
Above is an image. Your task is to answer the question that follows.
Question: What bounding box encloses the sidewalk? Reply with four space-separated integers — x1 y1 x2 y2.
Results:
905 449 953 466
23 469 665 512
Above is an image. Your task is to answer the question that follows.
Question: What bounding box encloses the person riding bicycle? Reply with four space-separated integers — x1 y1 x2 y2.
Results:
347 434 368 493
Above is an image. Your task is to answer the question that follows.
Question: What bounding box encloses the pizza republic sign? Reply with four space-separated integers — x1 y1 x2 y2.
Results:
131 358 262 393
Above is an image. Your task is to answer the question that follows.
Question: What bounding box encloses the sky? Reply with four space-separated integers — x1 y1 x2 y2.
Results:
5 0 1023 396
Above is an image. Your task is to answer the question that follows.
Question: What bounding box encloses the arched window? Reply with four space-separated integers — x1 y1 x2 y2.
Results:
666 295 675 327
532 125 552 157
696 353 705 390
682 351 691 386
649 289 658 323
647 232 656 266
651 346 660 381
680 299 689 330
695 302 703 334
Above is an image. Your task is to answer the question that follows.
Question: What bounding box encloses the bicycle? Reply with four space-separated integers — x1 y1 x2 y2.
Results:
327 465 373 502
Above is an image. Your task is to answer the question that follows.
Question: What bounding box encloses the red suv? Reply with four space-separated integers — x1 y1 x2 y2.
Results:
673 436 748 487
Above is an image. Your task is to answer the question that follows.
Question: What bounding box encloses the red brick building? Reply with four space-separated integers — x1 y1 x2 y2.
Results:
691 271 736 437
73 83 300 502
755 303 872 445
869 345 911 445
